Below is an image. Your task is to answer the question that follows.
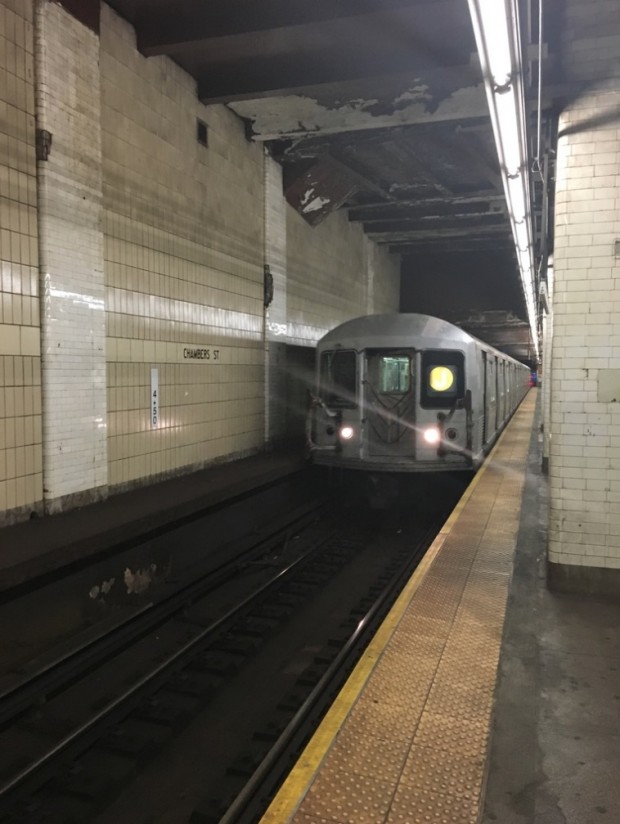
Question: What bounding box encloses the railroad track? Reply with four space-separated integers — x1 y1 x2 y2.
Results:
0 498 337 816
0 490 459 824
205 519 440 824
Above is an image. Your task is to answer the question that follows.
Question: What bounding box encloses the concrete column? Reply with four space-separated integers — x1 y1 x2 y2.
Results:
365 236 376 314
263 152 288 447
34 1 107 511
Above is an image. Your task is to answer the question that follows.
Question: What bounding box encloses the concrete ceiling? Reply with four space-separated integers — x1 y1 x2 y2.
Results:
103 0 563 361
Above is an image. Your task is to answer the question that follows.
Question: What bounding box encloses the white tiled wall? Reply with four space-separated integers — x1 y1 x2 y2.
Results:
101 4 266 488
286 206 400 347
264 157 400 443
100 3 401 486
35 1 108 510
549 0 620 571
0 0 402 522
0 0 42 523
367 238 401 314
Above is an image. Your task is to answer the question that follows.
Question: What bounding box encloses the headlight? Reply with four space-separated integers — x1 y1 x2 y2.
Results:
423 426 441 445
339 425 354 440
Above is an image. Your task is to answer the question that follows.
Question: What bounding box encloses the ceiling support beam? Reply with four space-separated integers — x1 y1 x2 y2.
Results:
200 60 480 105
227 69 487 138
326 155 398 203
349 198 504 223
363 213 507 234
137 0 440 55
389 237 514 254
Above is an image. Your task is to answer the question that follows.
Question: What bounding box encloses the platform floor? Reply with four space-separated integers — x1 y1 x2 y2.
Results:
0 450 303 594
260 389 620 824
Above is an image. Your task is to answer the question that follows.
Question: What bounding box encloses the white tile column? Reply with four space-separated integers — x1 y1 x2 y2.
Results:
35 2 107 511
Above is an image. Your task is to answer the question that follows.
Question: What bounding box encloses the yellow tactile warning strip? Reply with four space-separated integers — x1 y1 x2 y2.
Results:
261 391 536 824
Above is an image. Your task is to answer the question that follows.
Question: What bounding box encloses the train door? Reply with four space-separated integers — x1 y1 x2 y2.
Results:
498 361 506 422
486 355 497 440
494 356 500 430
506 364 511 413
482 352 488 444
364 349 416 457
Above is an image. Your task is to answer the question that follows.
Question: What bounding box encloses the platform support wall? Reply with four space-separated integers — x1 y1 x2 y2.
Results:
34 1 108 513
548 0 620 593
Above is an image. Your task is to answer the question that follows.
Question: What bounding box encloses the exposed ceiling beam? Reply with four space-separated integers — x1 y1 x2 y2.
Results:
228 68 487 138
366 212 507 235
346 191 503 213
363 213 507 235
383 139 453 198
281 118 491 159
450 127 503 192
376 224 511 243
325 154 397 203
136 0 438 55
390 236 514 254
199 50 477 104
349 198 505 223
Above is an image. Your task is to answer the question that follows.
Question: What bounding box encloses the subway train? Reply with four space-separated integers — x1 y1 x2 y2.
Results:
307 313 530 494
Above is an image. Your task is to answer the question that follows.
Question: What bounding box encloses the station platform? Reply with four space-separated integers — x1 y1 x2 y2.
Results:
260 390 620 824
0 451 304 595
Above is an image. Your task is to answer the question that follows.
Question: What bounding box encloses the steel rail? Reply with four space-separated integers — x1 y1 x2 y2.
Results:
218 523 439 824
0 502 321 727
0 509 332 804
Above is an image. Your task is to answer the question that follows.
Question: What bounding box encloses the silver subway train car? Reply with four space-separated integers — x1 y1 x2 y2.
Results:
308 313 530 475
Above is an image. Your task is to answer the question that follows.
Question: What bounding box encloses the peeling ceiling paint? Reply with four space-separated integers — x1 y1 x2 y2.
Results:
231 82 487 141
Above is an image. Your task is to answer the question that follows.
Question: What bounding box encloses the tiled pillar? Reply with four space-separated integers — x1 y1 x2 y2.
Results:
541 265 554 473
0 0 43 525
549 88 620 592
547 0 620 593
34 2 107 512
264 152 288 447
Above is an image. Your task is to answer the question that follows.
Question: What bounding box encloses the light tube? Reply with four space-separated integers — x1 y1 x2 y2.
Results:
514 221 530 253
467 0 539 358
472 0 513 86
506 174 527 224
494 90 522 176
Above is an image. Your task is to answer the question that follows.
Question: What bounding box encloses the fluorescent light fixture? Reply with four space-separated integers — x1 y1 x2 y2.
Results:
514 220 530 253
494 90 521 175
467 0 539 358
475 0 513 86
507 174 527 224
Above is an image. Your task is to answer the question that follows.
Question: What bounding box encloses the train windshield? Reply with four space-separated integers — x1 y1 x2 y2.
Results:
378 355 411 393
320 350 357 407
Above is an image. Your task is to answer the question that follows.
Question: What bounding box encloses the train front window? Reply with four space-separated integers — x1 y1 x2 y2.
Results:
320 350 357 407
421 350 464 408
379 356 410 394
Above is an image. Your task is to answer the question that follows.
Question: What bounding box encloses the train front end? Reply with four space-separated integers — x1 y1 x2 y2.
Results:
307 315 474 474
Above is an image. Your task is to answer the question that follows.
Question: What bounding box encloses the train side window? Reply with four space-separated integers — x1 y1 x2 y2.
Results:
379 356 410 394
420 350 465 408
320 350 357 407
